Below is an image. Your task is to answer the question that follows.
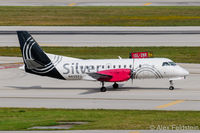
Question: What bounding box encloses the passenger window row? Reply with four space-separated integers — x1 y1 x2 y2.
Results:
101 65 132 69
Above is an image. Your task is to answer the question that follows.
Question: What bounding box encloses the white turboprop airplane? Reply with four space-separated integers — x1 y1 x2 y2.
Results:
17 31 189 92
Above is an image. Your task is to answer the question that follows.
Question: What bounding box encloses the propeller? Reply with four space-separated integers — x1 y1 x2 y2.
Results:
130 69 136 85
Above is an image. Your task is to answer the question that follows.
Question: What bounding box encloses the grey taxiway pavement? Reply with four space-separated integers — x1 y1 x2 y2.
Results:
0 0 199 6
0 57 200 111
1 26 200 47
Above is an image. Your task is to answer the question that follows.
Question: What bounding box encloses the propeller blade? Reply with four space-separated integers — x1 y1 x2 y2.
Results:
130 69 135 85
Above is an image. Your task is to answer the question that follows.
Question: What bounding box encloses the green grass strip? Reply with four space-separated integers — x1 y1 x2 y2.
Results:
0 47 200 63
0 6 200 26
0 108 200 130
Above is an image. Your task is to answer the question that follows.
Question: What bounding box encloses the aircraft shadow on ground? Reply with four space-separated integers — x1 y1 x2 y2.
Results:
7 85 181 95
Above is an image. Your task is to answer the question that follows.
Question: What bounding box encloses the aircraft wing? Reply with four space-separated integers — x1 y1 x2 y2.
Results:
87 69 131 82
87 72 112 81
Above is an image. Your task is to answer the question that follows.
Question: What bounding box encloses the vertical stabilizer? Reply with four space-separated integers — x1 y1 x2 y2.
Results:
17 31 65 79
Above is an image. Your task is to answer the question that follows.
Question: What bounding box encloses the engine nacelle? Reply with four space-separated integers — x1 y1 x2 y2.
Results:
97 69 131 82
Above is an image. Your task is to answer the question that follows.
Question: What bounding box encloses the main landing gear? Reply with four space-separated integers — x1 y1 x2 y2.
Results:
100 82 119 92
169 80 174 90
100 82 107 92
113 82 119 89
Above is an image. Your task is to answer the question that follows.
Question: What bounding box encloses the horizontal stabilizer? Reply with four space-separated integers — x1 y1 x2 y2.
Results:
25 59 45 69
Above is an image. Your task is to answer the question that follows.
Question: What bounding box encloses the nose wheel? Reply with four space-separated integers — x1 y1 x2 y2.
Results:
113 82 119 89
169 80 174 90
100 82 107 92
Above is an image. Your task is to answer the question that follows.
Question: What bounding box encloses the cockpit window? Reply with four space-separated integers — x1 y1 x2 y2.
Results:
169 62 176 66
162 62 170 66
162 62 176 66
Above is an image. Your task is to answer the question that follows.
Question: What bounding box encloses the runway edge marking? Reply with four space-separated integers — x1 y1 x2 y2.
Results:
156 100 184 109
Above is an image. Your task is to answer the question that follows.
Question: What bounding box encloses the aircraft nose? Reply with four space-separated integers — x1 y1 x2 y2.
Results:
180 67 189 77
183 69 189 76
175 66 189 77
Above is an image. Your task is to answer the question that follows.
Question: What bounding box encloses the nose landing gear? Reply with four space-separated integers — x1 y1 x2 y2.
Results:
169 80 174 90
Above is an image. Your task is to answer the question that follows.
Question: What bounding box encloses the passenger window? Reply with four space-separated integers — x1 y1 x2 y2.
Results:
162 62 170 66
119 65 121 68
102 65 104 69
124 65 126 68
113 65 115 68
129 65 132 68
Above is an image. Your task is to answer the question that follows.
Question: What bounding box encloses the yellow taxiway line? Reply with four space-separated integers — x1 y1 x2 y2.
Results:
156 100 184 109
67 3 76 6
129 131 140 133
144 3 152 6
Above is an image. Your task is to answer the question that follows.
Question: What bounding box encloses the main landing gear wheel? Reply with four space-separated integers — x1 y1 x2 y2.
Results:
101 87 107 92
100 81 107 92
169 80 174 90
113 82 119 89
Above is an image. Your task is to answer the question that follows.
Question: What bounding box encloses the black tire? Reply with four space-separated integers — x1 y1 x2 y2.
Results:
100 87 107 92
113 83 119 89
169 86 174 90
